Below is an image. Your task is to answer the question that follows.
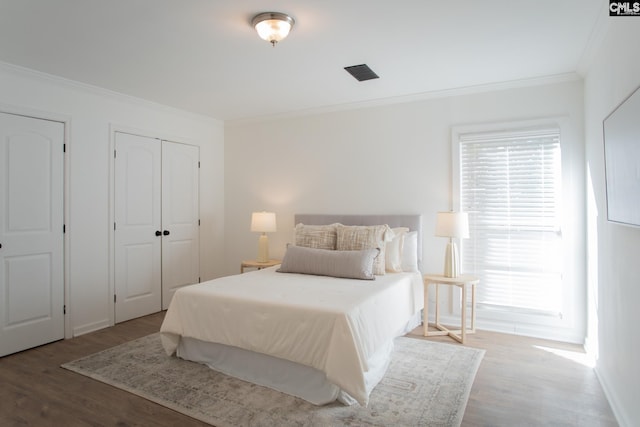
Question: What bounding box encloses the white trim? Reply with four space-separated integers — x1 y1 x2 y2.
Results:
108 124 202 325
1 59 581 127
595 367 630 427
0 61 221 126
226 73 582 126
450 116 583 341
72 318 111 337
431 313 583 344
0 104 73 340
576 2 611 75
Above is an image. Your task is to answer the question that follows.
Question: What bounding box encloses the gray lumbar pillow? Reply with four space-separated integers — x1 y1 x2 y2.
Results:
277 245 379 280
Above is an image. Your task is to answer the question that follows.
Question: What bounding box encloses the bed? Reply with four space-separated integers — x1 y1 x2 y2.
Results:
160 214 423 407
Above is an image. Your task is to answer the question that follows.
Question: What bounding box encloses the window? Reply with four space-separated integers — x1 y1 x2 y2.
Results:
458 127 563 318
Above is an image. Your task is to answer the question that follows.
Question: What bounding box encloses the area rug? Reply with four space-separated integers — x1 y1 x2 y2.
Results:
62 333 484 427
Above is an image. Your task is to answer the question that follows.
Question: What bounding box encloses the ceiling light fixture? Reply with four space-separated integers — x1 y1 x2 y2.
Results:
252 12 295 47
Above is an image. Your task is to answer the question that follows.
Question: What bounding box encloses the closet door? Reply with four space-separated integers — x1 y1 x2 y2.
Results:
114 133 200 321
0 112 64 357
161 141 200 309
114 132 162 322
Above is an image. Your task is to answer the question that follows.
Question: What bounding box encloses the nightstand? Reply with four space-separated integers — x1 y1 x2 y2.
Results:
423 274 479 344
240 259 281 273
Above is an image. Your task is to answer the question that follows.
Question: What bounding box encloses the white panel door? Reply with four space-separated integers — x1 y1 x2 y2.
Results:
0 112 64 357
114 132 162 323
161 141 200 309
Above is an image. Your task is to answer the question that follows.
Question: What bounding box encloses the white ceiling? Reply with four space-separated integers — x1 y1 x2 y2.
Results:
0 0 604 122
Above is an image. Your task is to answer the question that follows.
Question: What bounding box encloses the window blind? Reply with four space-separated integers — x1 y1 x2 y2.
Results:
459 128 563 317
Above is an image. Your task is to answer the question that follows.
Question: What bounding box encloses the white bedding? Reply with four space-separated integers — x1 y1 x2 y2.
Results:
160 266 423 406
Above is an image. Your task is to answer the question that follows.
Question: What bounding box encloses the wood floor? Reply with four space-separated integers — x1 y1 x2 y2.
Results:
408 327 618 426
0 312 617 426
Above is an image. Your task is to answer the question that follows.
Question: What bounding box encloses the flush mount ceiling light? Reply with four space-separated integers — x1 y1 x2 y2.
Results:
252 12 295 46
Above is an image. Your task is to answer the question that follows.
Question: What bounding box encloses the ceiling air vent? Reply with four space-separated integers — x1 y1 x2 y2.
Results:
344 64 379 82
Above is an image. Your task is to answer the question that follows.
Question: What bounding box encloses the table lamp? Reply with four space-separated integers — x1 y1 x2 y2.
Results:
251 211 276 262
435 211 469 278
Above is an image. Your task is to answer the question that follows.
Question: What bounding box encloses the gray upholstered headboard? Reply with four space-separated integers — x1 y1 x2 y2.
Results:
294 214 423 271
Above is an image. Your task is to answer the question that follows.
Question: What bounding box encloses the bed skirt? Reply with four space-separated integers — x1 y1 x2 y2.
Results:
176 311 421 406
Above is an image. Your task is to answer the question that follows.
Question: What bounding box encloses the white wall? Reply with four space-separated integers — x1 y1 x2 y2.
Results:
584 20 640 427
224 78 586 342
0 63 226 337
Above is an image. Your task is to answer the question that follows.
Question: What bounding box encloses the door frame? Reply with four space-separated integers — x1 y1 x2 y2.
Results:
108 124 201 326
0 103 71 339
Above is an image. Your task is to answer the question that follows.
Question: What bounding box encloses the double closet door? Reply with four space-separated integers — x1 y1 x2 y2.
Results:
114 132 199 323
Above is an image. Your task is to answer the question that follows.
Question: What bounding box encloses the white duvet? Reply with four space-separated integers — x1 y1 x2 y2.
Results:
160 266 423 406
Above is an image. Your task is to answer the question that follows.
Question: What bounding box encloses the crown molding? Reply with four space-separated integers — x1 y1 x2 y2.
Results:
0 60 581 128
0 61 221 126
576 2 611 75
226 72 582 127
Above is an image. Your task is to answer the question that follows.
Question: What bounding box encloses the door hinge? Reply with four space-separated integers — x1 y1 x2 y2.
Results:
198 277 201 283
63 143 66 153
198 219 201 226
114 294 117 303
114 222 116 231
63 224 66 233
63 305 66 315
114 149 117 158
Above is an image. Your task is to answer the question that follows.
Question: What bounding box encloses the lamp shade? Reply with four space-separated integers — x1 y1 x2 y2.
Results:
251 211 277 233
435 212 469 239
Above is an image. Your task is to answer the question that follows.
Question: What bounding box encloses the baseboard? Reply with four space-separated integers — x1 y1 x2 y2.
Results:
595 366 630 427
432 314 584 344
72 319 111 337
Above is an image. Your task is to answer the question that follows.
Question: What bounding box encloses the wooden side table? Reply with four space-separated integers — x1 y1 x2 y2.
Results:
240 259 281 273
423 274 479 344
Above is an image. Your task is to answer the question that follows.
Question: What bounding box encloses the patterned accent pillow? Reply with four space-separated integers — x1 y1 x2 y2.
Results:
294 223 339 250
336 224 392 275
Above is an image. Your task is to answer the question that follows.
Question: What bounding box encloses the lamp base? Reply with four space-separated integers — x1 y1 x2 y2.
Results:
444 240 460 278
257 234 269 262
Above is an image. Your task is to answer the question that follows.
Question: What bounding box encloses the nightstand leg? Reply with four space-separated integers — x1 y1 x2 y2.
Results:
471 283 476 333
423 283 429 336
461 284 467 344
435 283 440 329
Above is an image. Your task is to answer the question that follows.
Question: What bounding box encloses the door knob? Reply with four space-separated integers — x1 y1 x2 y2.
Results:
155 231 162 236
163 230 170 236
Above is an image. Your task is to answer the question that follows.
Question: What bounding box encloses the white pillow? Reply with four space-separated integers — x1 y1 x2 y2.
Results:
401 231 419 272
386 227 409 272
